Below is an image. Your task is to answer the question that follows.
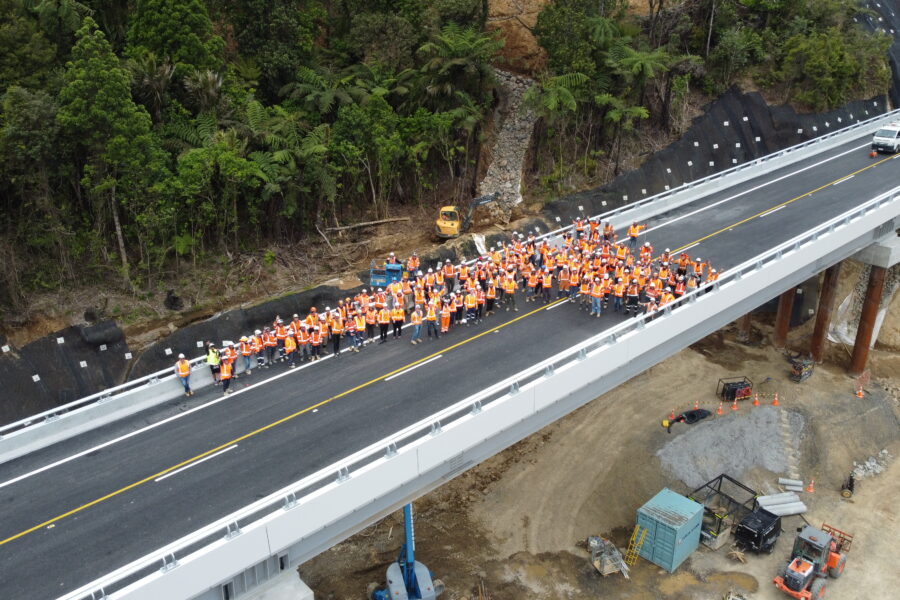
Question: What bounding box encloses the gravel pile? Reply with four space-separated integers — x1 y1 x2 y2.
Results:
657 407 805 489
852 449 892 479
478 69 537 224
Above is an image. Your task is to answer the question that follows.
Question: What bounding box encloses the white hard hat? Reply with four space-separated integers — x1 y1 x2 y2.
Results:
178 353 185 359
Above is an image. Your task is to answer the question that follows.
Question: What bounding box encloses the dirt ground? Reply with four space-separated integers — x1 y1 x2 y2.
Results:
300 317 900 600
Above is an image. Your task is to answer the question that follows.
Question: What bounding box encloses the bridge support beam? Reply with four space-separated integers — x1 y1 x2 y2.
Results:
736 313 752 343
773 288 796 350
849 265 887 376
810 263 842 363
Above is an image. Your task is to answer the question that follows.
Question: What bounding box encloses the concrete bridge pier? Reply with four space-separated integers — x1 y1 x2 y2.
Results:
809 263 842 363
773 288 797 350
848 235 900 376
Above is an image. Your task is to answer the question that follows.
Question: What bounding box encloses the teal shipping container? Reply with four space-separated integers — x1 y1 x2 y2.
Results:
637 488 703 572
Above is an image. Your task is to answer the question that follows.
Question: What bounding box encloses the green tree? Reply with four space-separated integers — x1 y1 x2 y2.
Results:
57 17 169 288
26 0 92 58
417 23 503 110
280 65 366 120
0 0 57 89
128 52 175 124
125 0 224 75
349 12 421 72
595 92 648 175
607 45 670 107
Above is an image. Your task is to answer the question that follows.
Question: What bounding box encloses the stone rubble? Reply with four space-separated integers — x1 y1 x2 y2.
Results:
852 448 892 479
478 69 537 225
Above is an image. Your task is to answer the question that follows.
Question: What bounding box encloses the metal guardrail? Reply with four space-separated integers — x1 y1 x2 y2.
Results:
60 183 900 600
10 103 898 442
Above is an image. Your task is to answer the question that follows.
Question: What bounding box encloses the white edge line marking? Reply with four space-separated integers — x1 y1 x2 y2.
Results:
546 298 570 310
680 242 699 252
760 205 786 217
833 175 855 185
153 444 237 482
384 355 443 382
1 142 873 489
643 142 869 235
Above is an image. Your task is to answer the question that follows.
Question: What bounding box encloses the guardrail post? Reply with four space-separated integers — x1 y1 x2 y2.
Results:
282 492 298 510
509 382 519 395
89 589 107 600
470 400 482 415
430 421 443 436
336 466 350 483
224 521 241 540
385 442 398 458
577 348 587 360
160 553 179 573
543 365 555 378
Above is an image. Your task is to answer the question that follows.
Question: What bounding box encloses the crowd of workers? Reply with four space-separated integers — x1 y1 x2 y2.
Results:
175 218 720 396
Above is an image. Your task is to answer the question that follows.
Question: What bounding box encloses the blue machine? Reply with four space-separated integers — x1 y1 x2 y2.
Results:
369 261 405 288
372 504 443 600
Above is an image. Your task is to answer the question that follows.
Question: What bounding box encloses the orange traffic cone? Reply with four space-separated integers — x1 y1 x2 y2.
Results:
731 397 739 411
806 479 815 493
669 408 676 420
772 392 780 407
694 399 700 410
752 393 760 407
856 386 864 399
716 401 724 416
870 150 878 158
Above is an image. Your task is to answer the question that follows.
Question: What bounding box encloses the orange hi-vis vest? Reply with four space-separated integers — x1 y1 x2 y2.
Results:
297 328 310 345
284 336 296 353
707 271 719 283
414 287 425 304
220 361 233 379
454 294 464 309
616 245 627 260
675 281 686 295
240 340 252 356
366 309 377 325
411 311 422 325
351 315 363 331
628 224 642 238
424 273 435 287
275 324 287 340
527 273 539 288
613 283 625 297
435 271 444 286
263 332 277 347
251 336 262 353
541 272 552 288
391 307 405 322
476 289 485 304
176 359 191 377
660 292 675 305
426 305 437 321
310 330 321 345
502 278 516 294
378 308 390 324
486 284 496 299
627 283 639 296
224 346 237 362
458 265 469 281
345 317 357 333
591 282 604 298
443 263 455 278
408 255 419 271
331 317 343 334
401 279 412 295
465 293 477 308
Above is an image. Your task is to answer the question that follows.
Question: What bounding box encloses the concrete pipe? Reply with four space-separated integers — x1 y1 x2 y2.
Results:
765 502 808 516
757 492 799 505
757 496 800 508
784 485 804 492
778 478 804 487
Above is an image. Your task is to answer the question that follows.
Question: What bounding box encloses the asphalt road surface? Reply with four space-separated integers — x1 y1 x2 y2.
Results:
1 134 897 600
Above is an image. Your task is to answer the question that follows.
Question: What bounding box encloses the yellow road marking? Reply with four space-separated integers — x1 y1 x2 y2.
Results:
0 298 565 546
4 150 896 547
670 152 898 253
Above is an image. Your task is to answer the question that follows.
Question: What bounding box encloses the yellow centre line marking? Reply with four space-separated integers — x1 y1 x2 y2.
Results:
669 153 898 253
5 150 897 547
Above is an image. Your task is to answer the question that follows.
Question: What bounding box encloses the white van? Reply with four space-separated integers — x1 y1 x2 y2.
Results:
871 122 900 153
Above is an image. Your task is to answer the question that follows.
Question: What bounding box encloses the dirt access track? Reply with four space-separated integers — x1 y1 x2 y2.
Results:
300 318 900 599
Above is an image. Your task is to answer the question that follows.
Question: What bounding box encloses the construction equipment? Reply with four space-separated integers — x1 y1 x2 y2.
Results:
717 376 753 403
434 192 499 239
773 523 852 599
369 260 405 288
662 408 711 433
371 504 444 600
623 525 646 566
839 474 855 499
734 508 781 554
588 536 630 579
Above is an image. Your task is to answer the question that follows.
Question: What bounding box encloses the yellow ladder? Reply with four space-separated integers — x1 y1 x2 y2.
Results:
624 525 646 566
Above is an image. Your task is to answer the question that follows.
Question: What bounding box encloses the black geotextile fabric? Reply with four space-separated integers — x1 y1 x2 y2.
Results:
0 322 130 425
864 0 900 106
129 217 548 378
543 89 889 224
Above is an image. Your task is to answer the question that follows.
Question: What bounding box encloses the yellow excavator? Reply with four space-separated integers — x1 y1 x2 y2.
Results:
434 192 499 239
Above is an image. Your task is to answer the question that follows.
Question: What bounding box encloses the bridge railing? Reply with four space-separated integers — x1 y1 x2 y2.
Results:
60 183 900 600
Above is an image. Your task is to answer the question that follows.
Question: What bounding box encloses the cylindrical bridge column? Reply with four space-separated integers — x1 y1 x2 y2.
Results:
810 263 842 363
849 265 887 376
736 313 752 343
773 288 796 350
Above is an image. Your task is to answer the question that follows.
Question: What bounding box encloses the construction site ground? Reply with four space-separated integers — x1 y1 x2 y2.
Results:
299 316 900 600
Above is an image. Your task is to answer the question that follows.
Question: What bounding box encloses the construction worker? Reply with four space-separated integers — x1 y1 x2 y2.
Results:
274 318 287 360
365 305 377 344
206 342 220 383
330 310 343 357
296 323 310 362
590 277 604 317
410 305 423 344
309 326 322 360
224 343 239 379
284 332 297 368
377 305 390 343
174 354 192 396
239 336 253 375
391 304 405 338
612 278 625 312
627 221 646 250
220 358 233 395
425 301 439 339
540 268 553 304
464 289 477 324
262 327 277 366
440 301 452 333
485 281 496 315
